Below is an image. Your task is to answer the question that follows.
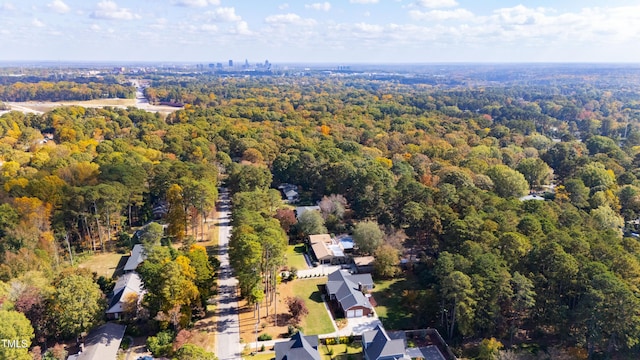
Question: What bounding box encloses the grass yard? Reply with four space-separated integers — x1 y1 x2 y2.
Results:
78 252 126 278
285 244 309 270
319 343 363 360
238 277 335 343
243 352 274 360
372 274 438 330
295 278 336 335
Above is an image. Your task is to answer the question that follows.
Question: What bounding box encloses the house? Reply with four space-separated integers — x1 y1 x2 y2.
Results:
354 256 375 273
123 244 146 273
362 324 410 360
326 269 374 318
67 323 126 360
274 331 321 360
295 206 321 220
309 234 347 265
106 272 144 320
278 183 300 203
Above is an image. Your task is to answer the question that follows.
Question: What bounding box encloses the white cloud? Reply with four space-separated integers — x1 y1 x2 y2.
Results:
279 3 289 10
91 1 140 20
0 2 15 11
363 11 370 17
201 24 218 32
205 7 241 22
32 18 45 27
415 0 458 9
350 0 378 4
409 8 473 21
47 0 70 14
171 0 220 7
306 2 331 12
235 21 252 35
265 13 317 26
90 24 101 31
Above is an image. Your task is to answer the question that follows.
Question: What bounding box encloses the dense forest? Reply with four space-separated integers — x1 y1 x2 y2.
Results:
0 78 135 102
2 69 640 358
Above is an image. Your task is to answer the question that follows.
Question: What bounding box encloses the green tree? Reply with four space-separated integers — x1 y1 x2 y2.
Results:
175 344 217 360
478 337 503 360
0 310 34 360
49 275 104 339
564 178 590 209
486 165 529 198
296 210 327 237
516 158 551 189
374 244 399 278
139 222 165 248
166 184 187 242
441 271 476 339
352 220 384 255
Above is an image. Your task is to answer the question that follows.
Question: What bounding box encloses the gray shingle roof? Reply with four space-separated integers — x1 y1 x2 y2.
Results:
274 332 321 360
106 272 144 314
363 324 407 360
74 323 126 360
326 270 373 311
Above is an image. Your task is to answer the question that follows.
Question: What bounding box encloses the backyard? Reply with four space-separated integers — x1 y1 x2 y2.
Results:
285 244 309 270
78 251 126 278
371 273 438 330
238 277 335 343
242 342 363 360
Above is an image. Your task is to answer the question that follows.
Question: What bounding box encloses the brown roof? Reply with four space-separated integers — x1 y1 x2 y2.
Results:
309 234 333 261
354 256 375 267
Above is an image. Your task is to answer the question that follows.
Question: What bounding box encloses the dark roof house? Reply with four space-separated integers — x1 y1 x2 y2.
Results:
67 323 126 360
274 332 321 360
106 272 144 319
362 324 409 360
326 270 374 318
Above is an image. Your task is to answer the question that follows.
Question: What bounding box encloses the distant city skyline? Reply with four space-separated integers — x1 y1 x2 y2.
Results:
1 0 640 63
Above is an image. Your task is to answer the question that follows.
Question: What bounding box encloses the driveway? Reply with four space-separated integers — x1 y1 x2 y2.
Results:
297 264 341 278
214 189 242 360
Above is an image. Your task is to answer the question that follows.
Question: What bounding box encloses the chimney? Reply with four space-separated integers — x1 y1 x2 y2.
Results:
358 282 362 291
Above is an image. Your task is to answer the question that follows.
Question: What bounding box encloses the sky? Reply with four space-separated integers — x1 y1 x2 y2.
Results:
1 0 640 63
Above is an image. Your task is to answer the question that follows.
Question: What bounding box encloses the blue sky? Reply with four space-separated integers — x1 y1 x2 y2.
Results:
1 0 640 63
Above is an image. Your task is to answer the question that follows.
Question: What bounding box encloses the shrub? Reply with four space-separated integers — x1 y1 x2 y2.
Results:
258 333 273 341
147 330 175 357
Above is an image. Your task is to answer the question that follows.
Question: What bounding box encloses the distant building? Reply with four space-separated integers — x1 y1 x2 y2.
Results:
326 269 374 318
274 331 321 360
228 60 234 67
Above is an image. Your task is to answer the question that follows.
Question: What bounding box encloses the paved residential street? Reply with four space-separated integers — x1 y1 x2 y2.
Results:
214 189 242 360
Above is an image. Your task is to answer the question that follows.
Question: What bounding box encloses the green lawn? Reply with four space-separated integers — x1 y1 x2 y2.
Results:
243 352 274 360
78 252 127 278
285 244 309 270
320 343 363 360
372 274 438 330
294 278 336 335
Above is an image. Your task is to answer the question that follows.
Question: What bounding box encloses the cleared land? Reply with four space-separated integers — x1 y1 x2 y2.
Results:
5 98 181 115
238 277 334 343
77 252 126 278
